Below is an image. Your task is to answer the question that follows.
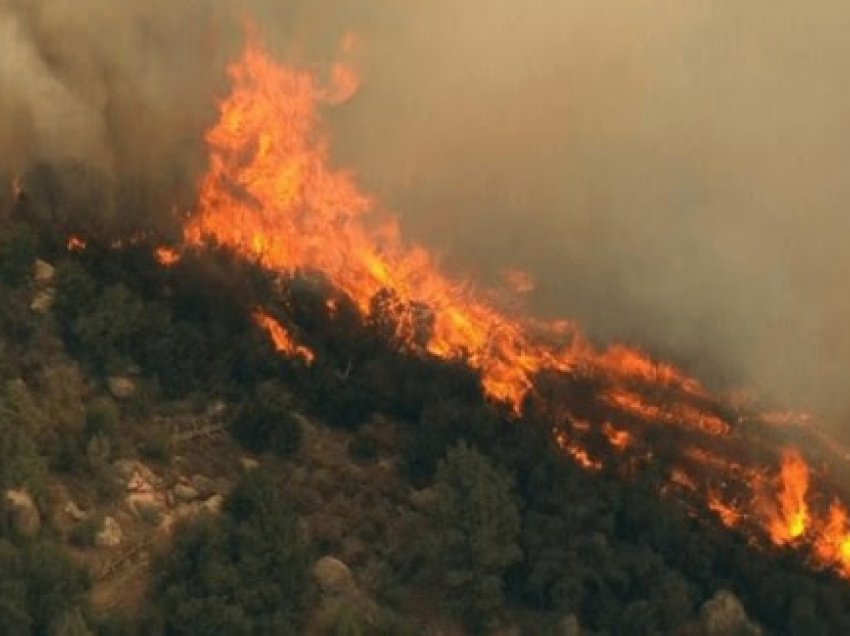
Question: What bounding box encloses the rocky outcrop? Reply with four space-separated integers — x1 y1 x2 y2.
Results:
95 516 122 548
699 590 761 635
5 489 41 537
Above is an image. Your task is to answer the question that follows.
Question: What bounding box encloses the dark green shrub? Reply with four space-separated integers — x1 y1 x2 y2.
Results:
231 382 302 458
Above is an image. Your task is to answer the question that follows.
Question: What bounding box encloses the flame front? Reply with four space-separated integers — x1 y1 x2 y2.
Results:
184 33 850 581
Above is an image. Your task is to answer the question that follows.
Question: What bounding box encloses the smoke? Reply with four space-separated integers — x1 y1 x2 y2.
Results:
3 1 850 423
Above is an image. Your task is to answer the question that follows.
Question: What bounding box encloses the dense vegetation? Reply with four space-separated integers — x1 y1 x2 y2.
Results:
151 470 311 635
3 174 850 634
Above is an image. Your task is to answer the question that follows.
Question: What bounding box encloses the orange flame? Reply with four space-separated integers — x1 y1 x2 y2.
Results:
708 490 742 527
553 427 602 471
602 421 632 451
67 235 87 252
761 449 810 544
814 503 850 576
155 246 181 267
253 310 315 364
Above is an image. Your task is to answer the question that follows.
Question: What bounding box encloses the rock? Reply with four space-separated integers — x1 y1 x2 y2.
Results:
116 460 163 492
172 483 199 503
5 489 41 537
313 556 356 596
559 613 582 636
700 590 762 636
30 288 55 313
64 501 88 522
95 516 122 548
240 457 260 471
107 376 136 400
201 494 224 514
34 259 55 283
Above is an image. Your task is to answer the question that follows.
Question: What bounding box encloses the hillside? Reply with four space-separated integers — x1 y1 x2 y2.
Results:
1 190 850 636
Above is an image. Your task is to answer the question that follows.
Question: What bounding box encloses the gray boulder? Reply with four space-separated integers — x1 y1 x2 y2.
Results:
700 590 761 635
30 288 55 313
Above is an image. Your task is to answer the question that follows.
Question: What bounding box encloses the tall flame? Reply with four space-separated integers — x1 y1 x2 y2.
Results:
763 448 810 544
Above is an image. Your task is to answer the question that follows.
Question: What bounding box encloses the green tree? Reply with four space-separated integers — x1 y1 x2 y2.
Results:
0 539 89 635
154 470 311 635
71 284 144 372
426 441 522 628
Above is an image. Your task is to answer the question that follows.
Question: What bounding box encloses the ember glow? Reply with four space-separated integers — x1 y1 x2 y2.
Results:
154 246 181 267
66 235 87 252
183 32 850 581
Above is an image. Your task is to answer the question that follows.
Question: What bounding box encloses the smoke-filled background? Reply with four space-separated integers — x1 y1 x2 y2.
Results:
3 0 850 425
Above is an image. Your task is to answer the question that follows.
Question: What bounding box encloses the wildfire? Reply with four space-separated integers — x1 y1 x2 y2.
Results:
183 29 850 581
253 310 315 365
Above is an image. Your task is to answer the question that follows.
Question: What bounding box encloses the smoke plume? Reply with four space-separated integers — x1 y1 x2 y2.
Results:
3 1 850 425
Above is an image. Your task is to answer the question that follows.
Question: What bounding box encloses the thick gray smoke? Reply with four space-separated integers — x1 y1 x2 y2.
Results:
3 1 850 424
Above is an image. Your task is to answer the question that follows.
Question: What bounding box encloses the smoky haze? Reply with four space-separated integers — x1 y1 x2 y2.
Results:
3 1 850 424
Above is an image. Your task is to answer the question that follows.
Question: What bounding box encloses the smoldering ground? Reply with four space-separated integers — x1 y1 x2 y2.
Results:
3 1 850 424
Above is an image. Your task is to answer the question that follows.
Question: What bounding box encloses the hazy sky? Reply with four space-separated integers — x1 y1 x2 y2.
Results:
3 1 850 421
